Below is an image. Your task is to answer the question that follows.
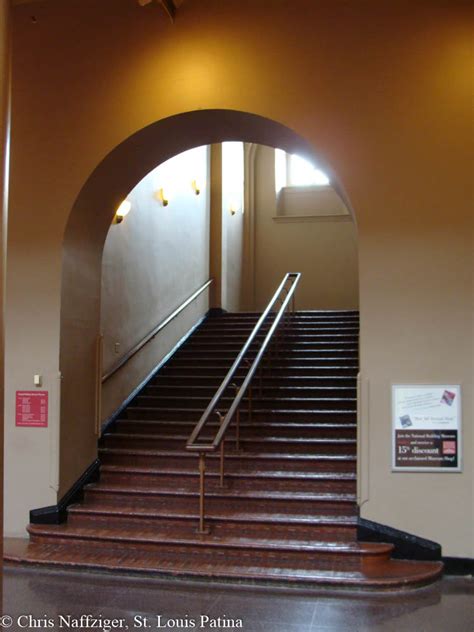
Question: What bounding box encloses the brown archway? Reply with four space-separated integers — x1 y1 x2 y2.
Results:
59 108 355 495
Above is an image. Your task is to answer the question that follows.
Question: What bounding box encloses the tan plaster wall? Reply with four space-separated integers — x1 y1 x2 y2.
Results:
0 0 10 570
253 145 358 310
100 146 210 423
4 0 473 556
221 142 244 313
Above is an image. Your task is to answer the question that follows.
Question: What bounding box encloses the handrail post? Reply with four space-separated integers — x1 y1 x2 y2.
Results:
248 384 253 423
197 453 210 534
216 411 226 488
232 383 240 451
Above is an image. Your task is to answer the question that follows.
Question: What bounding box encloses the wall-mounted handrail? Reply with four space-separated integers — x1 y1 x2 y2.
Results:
186 272 301 533
101 279 213 383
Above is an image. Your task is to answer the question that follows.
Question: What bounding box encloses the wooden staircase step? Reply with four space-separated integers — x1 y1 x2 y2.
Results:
67 504 358 539
84 483 358 515
5 542 442 589
153 375 357 387
114 420 357 439
120 407 357 422
101 432 357 454
27 523 393 567
98 465 356 492
98 447 357 472
161 365 359 376
145 384 357 396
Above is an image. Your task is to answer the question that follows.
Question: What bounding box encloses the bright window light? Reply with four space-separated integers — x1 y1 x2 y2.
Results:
275 148 287 193
289 154 330 186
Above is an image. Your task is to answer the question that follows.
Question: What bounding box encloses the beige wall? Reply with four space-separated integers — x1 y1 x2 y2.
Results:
221 142 244 312
253 145 358 310
101 146 210 422
0 0 10 588
4 0 473 557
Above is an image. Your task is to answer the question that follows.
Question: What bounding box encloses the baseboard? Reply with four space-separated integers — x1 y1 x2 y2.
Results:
100 313 208 436
30 459 101 525
207 307 227 317
441 557 474 576
357 517 441 561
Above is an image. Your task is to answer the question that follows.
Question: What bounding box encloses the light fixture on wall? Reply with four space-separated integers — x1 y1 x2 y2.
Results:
229 201 241 216
154 188 169 207
191 179 201 196
114 199 132 224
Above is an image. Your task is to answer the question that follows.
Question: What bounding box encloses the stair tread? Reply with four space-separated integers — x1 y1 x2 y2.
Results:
117 420 357 428
100 465 357 479
136 396 358 402
123 408 357 414
105 432 357 443
99 447 357 460
28 523 390 554
5 542 443 589
86 483 357 501
68 504 358 525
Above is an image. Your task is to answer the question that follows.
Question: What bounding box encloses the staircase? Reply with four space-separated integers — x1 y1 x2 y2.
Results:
8 311 443 588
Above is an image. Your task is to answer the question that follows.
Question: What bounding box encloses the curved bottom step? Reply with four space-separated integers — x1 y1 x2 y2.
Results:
5 539 443 590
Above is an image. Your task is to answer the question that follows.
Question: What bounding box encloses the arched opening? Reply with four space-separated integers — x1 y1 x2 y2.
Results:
59 108 357 497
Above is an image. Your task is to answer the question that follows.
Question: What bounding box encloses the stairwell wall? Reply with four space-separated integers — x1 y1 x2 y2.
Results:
100 146 210 424
252 145 359 310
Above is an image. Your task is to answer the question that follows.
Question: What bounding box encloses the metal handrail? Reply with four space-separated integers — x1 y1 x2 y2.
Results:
186 272 301 533
102 279 213 383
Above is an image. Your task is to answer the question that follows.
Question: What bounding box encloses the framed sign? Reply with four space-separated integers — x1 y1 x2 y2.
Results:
392 384 461 472
15 390 49 427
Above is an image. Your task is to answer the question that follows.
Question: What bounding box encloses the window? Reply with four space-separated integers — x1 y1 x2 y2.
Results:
275 149 329 192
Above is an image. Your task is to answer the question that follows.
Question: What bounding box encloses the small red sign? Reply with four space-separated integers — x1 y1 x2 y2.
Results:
15 391 48 427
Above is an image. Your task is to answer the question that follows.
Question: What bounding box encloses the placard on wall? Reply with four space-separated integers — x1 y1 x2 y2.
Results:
392 385 461 472
15 391 48 427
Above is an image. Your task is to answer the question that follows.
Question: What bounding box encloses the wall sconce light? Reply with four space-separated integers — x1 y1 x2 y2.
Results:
154 188 169 207
114 199 132 224
229 201 240 216
191 179 201 196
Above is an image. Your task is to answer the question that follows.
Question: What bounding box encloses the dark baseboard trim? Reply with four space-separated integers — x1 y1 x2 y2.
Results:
100 313 208 436
30 459 101 525
442 557 474 576
207 307 227 317
358 517 441 561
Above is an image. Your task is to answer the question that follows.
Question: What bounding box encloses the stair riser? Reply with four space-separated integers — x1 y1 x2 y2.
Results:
114 421 357 439
175 348 358 359
101 435 357 454
84 490 357 516
194 326 359 335
153 376 357 387
184 342 359 352
67 512 357 541
121 409 356 422
161 366 358 377
99 452 357 473
98 472 357 493
29 533 385 569
145 386 357 398
132 397 357 411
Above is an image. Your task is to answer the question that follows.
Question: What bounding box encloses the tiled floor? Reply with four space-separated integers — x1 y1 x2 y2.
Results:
3 565 473 632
